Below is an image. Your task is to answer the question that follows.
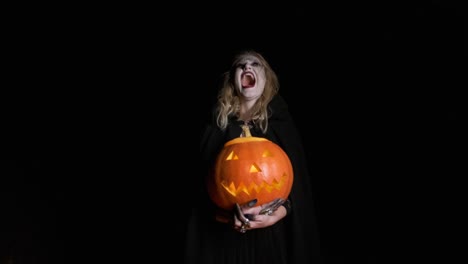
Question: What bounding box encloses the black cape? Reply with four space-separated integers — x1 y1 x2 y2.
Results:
185 94 320 264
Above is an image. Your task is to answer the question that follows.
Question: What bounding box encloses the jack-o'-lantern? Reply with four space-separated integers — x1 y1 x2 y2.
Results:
207 125 293 210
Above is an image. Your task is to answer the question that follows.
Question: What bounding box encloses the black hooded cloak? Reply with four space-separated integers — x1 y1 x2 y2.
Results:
185 94 320 264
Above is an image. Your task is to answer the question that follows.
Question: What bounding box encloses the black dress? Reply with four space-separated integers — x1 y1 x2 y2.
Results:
185 95 320 264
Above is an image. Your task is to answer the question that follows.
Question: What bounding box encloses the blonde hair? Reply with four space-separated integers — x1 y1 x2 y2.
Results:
215 50 279 134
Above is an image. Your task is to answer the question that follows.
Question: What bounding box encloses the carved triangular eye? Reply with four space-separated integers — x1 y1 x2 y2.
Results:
262 150 273 157
249 163 262 173
225 151 239 160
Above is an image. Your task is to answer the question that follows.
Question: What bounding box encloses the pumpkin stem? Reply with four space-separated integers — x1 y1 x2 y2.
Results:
241 125 252 137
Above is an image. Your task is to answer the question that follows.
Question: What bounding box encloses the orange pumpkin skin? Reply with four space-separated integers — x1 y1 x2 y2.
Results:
207 136 294 211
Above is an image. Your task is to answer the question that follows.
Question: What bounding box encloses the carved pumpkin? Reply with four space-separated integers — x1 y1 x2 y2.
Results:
207 125 294 210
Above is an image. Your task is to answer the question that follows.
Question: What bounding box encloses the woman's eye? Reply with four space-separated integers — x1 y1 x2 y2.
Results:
252 62 260 67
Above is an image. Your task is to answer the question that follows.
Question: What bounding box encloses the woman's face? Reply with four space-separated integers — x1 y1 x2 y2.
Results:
234 55 266 102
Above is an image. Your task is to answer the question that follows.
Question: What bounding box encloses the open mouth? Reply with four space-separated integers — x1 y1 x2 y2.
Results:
241 72 256 88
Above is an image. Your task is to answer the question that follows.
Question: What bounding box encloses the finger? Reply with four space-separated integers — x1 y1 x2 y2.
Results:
239 222 248 233
259 198 285 215
270 198 285 210
233 214 242 227
259 207 274 215
233 214 250 233
235 203 249 223
244 214 255 221
239 199 258 217
235 203 251 227
269 198 285 209
247 199 258 207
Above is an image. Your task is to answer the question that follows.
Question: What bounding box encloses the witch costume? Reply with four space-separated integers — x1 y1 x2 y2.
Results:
184 95 321 264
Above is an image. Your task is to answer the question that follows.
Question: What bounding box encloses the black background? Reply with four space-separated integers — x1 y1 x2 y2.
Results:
2 1 465 263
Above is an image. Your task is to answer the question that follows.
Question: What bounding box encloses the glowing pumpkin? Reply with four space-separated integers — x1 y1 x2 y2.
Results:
207 125 294 210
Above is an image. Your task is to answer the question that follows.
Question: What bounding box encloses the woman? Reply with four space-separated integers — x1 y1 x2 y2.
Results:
185 50 320 264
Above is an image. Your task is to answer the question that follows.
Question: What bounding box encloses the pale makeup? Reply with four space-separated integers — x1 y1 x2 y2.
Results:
234 55 266 102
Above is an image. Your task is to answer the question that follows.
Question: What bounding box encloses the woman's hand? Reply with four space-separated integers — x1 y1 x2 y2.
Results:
233 198 287 233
